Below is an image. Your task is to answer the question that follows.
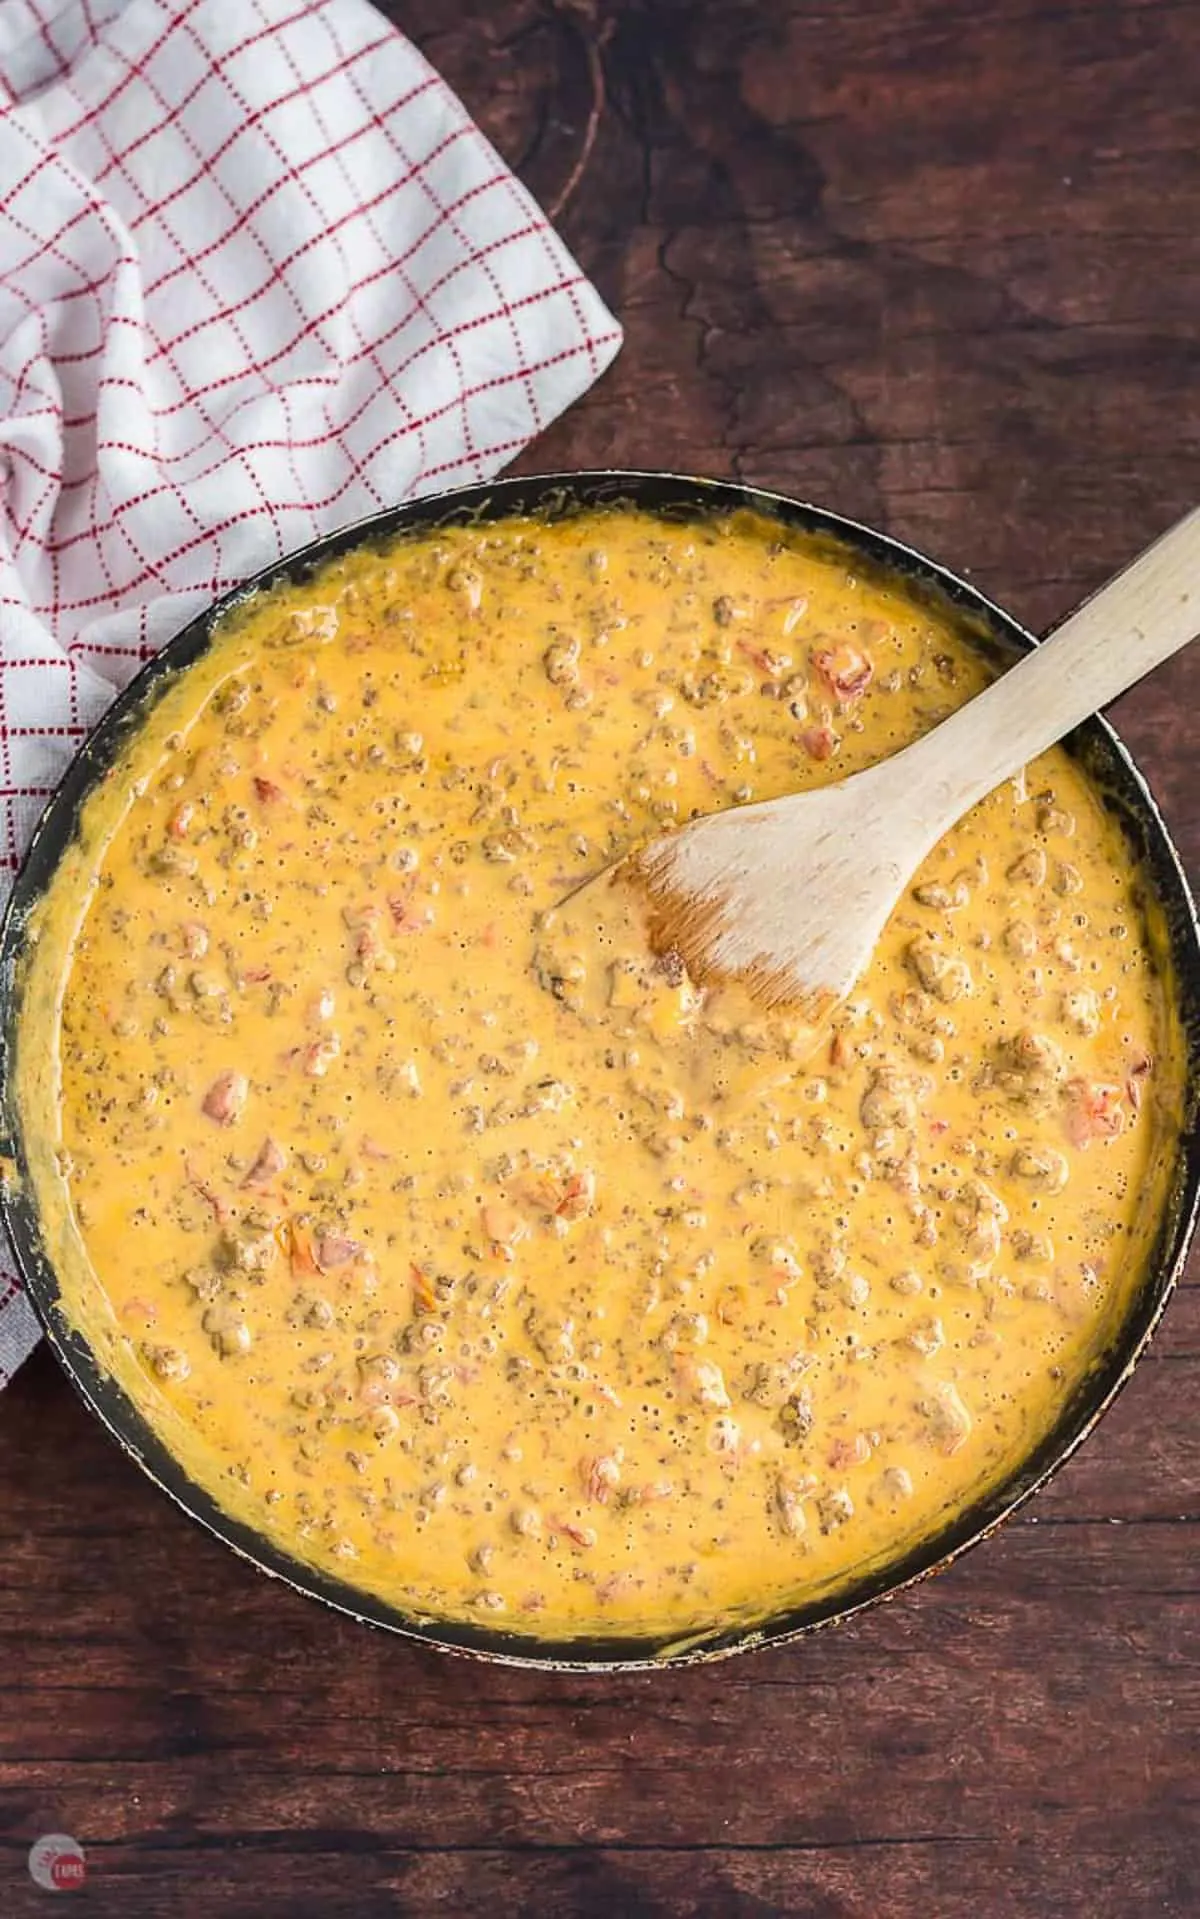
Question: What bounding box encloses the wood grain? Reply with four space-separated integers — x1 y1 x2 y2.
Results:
2 1 1199 1913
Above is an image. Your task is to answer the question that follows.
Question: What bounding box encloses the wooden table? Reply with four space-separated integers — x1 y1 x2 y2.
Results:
3 2 1198 1912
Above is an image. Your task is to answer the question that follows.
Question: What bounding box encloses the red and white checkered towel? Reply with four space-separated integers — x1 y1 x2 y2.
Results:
0 0 622 1383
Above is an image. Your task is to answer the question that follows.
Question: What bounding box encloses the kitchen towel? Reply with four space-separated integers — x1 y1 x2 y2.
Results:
0 0 622 1382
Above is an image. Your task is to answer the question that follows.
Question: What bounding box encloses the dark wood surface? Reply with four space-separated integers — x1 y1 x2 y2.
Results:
3 2 1199 1913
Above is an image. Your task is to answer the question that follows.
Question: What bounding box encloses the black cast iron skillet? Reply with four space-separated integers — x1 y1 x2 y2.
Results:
2 471 1198 1670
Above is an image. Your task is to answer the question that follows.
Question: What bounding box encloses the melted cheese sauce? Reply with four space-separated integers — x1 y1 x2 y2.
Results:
16 508 1182 1642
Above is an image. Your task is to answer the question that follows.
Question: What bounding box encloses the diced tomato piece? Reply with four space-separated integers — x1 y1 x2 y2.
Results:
1064 1078 1128 1148
202 1070 247 1126
551 1516 597 1549
582 1451 623 1503
737 639 790 679
482 1201 526 1250
299 1034 340 1078
556 1170 596 1221
813 642 873 703
799 724 837 761
242 1138 286 1187
315 1231 367 1271
120 1297 158 1325
388 894 432 935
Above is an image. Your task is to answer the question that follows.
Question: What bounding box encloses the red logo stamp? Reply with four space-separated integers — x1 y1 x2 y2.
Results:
27 1835 86 1893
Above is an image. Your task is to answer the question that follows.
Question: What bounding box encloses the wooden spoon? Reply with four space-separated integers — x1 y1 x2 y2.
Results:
594 506 1200 1012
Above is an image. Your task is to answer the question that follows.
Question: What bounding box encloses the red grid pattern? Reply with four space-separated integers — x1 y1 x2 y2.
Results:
0 0 622 1382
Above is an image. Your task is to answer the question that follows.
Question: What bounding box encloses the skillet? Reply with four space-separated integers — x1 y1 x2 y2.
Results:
2 470 1197 1669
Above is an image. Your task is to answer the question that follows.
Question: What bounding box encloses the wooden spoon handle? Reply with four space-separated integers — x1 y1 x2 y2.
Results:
892 504 1200 830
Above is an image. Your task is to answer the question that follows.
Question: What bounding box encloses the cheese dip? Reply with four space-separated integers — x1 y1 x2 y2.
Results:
15 507 1183 1641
